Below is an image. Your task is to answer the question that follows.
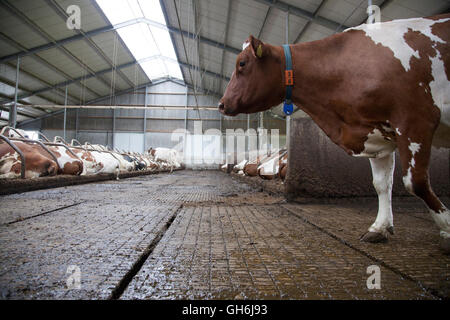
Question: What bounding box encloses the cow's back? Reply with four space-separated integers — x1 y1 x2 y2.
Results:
346 15 450 127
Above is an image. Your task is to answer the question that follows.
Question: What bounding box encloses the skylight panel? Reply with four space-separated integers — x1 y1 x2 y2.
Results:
96 0 183 81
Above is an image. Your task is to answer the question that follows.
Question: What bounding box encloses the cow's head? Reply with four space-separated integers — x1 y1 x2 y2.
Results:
219 35 284 116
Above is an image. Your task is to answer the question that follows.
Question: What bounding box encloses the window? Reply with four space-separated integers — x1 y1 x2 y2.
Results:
96 0 183 81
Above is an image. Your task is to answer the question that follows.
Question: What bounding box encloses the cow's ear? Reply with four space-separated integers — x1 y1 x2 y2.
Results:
249 35 265 59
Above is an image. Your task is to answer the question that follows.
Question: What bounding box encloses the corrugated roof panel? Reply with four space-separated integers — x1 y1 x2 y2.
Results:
282 0 325 13
11 0 77 42
163 0 195 33
80 77 110 97
1 61 51 92
221 51 237 80
101 71 130 92
62 40 111 72
119 65 150 87
197 0 229 42
18 56 68 85
90 32 137 70
36 47 88 79
0 38 21 57
288 13 310 43
259 8 309 45
227 0 268 49
38 90 66 105
382 0 450 21
0 7 49 49
199 44 223 74
318 0 367 31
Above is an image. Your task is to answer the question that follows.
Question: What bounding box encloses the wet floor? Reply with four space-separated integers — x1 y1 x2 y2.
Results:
0 170 448 299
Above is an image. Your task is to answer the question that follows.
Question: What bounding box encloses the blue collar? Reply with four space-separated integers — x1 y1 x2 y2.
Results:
282 44 294 115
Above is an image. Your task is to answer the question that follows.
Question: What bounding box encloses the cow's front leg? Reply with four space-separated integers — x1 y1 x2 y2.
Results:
360 152 395 243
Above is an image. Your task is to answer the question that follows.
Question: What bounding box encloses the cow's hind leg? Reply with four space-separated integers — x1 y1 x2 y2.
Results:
361 152 395 243
397 131 450 253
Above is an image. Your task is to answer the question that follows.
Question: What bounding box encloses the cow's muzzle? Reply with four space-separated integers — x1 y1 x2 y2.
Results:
218 102 225 114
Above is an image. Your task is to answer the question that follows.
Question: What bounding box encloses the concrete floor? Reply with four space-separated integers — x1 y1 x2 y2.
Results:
0 170 448 300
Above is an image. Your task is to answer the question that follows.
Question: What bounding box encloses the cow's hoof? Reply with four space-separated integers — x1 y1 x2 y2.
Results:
360 231 388 243
439 237 450 254
387 226 394 235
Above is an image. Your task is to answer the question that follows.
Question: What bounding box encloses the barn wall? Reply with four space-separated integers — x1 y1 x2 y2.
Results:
17 80 287 169
286 118 450 198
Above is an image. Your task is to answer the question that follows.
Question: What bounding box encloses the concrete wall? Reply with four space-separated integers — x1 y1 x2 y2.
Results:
285 118 450 198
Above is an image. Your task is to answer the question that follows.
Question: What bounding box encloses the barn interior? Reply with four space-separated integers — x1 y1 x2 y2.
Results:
0 0 449 300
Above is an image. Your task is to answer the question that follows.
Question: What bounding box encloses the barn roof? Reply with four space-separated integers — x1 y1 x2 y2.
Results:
0 0 449 126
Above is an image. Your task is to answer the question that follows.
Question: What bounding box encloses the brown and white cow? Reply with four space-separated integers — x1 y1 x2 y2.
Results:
0 141 58 179
219 14 450 252
258 150 288 180
29 144 83 176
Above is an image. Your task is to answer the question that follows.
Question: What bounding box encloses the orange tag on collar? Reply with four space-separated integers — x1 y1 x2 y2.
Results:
285 70 293 86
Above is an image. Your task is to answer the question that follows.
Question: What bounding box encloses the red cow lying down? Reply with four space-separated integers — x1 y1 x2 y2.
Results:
219 14 450 253
0 142 58 179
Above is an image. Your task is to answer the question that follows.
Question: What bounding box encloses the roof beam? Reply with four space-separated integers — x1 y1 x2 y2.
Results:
16 81 153 128
0 17 242 65
0 55 227 105
16 77 223 128
252 0 349 32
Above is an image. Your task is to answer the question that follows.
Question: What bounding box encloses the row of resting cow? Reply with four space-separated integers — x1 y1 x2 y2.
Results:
0 128 182 180
221 149 288 181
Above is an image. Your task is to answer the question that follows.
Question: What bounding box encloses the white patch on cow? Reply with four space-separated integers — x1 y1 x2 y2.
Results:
8 128 29 139
151 148 182 169
234 159 248 171
402 140 421 194
25 170 41 179
368 152 395 236
408 141 421 168
428 51 450 129
242 41 250 51
395 128 402 136
353 129 396 158
345 17 450 72
91 151 120 176
429 208 450 239
257 151 286 177
0 152 20 179
258 157 279 176
50 146 82 174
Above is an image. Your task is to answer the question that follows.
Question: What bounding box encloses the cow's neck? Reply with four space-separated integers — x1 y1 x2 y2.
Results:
284 34 350 144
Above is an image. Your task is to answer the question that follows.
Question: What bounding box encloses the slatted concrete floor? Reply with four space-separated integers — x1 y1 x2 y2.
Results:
0 171 448 299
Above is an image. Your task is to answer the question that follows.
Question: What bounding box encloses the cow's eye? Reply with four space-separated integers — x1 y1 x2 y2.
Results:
239 61 246 67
